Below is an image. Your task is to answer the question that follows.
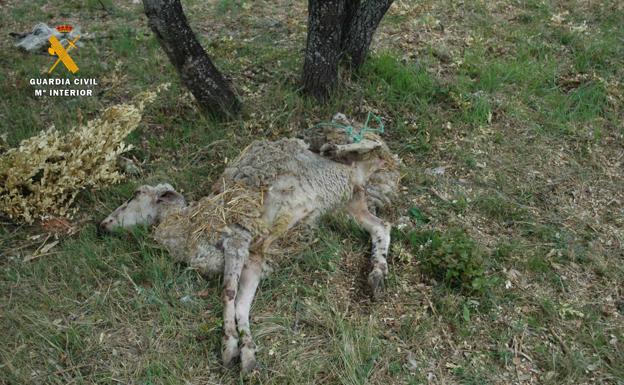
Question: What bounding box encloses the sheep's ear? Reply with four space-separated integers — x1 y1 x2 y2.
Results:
156 189 184 204
320 139 382 159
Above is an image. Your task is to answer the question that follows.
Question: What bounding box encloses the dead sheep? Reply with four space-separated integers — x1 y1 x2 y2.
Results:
100 129 399 374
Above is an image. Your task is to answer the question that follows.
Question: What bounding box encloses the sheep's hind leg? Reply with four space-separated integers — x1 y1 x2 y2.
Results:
235 253 263 375
347 191 391 300
221 226 252 368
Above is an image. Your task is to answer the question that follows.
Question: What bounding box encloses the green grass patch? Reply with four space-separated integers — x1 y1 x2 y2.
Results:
474 193 528 222
360 53 446 113
403 228 497 294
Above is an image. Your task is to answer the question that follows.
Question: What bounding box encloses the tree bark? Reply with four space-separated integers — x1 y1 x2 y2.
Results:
143 0 241 117
342 0 394 69
303 0 346 100
303 0 393 100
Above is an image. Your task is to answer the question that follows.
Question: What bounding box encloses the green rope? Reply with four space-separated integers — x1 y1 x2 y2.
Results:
314 112 384 143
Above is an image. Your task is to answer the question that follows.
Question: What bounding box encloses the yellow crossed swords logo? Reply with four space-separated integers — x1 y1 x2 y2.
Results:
47 35 80 74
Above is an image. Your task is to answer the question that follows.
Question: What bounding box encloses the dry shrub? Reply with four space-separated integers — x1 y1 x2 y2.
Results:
0 85 168 223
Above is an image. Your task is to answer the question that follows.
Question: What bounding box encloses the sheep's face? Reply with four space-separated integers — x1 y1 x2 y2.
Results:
99 184 186 232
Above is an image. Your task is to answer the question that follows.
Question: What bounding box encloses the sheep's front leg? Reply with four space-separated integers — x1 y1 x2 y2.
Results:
347 191 391 300
235 253 263 374
221 226 252 367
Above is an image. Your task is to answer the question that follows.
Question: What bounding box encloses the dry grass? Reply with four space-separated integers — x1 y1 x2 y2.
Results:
160 183 266 249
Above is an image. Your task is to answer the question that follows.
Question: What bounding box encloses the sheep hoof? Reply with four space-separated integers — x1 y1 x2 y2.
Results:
368 268 385 300
222 336 240 368
240 345 257 375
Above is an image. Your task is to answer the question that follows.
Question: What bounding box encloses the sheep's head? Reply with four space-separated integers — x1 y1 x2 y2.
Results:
99 183 186 232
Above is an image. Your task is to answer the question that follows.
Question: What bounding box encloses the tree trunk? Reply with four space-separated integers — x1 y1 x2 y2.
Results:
143 0 240 117
303 0 393 100
342 0 394 69
303 0 346 100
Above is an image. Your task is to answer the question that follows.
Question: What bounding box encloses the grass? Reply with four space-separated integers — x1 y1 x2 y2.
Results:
1 0 623 384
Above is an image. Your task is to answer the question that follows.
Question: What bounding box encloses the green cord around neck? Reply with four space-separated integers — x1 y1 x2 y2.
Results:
314 112 384 143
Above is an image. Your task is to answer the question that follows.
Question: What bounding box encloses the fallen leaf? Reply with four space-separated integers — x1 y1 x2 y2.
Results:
405 350 418 371
40 217 76 235
23 240 59 262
